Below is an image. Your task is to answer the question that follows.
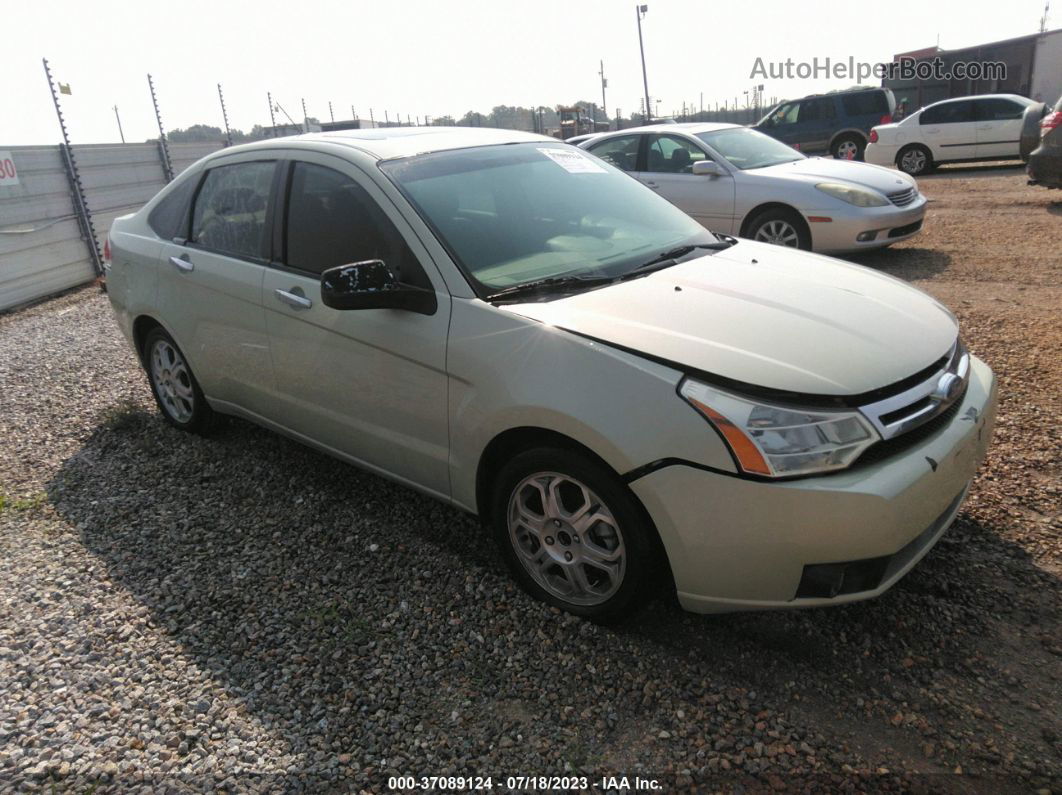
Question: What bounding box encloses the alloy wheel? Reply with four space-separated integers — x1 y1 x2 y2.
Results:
150 339 195 423
836 140 858 160
753 219 801 247
507 472 626 606
900 149 927 174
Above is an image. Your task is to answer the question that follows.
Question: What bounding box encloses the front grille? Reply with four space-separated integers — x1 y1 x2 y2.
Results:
853 388 966 468
887 187 918 207
888 219 923 238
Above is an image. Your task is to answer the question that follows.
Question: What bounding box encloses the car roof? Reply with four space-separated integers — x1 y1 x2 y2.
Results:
926 93 1032 106
588 122 741 137
205 126 558 162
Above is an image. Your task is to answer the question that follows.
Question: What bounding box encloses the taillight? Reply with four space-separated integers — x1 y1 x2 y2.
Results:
879 114 893 124
103 237 112 266
869 129 879 143
1042 112 1062 137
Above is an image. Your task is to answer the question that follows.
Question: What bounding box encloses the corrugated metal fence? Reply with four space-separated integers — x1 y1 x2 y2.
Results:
0 142 222 312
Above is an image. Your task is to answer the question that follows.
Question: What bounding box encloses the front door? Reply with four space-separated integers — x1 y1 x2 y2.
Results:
262 154 452 498
635 134 736 234
155 158 277 416
918 99 977 161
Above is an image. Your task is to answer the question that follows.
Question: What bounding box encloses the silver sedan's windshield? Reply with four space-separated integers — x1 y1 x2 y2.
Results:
695 128 804 170
381 143 715 294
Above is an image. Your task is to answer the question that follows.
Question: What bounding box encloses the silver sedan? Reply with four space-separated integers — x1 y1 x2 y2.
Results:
579 123 926 254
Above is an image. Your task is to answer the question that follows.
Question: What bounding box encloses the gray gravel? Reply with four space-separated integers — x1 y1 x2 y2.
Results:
0 230 1059 793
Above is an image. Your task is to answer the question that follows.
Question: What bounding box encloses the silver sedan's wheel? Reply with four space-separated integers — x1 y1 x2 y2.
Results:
149 338 195 423
899 147 929 175
507 471 626 607
753 219 801 247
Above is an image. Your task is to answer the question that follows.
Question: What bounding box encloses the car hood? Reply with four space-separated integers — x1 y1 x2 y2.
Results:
754 157 916 194
503 241 957 396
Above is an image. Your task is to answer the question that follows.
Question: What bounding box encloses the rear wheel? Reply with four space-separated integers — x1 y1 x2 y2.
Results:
747 208 811 250
831 135 864 161
143 327 216 434
897 144 933 176
491 448 663 621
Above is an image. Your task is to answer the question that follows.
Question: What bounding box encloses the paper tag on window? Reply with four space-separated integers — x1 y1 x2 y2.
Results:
537 147 607 174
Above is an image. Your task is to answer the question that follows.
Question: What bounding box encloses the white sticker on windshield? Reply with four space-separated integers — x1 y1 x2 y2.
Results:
537 147 607 174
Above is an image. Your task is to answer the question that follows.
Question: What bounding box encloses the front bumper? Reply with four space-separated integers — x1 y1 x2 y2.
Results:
805 194 927 254
630 355 997 614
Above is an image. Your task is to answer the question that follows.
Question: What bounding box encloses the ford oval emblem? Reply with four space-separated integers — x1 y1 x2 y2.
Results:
932 372 962 403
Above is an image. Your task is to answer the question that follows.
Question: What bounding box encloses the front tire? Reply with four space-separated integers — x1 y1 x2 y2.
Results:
897 144 933 176
746 208 812 250
143 327 216 434
491 448 664 621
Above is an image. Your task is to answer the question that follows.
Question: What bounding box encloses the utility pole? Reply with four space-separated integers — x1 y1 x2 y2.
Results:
301 98 309 132
113 105 125 143
599 60 608 125
636 5 651 123
267 92 277 136
1040 0 1050 32
147 73 174 182
328 101 335 123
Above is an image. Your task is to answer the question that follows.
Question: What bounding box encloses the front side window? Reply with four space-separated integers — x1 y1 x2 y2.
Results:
190 161 275 259
764 102 799 126
695 128 804 170
283 161 428 288
587 135 640 171
381 143 713 293
921 100 974 125
646 135 708 174
974 98 1025 121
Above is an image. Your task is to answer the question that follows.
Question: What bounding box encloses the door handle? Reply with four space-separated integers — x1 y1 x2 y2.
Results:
168 255 194 272
274 288 312 310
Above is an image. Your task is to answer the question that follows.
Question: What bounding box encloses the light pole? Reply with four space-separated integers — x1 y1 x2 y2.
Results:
636 5 651 123
599 60 608 128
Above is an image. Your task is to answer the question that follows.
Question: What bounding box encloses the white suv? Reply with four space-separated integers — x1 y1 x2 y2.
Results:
866 94 1036 175
105 128 997 620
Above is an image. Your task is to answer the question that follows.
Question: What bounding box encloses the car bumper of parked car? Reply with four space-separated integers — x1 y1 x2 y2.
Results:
804 195 927 254
629 355 997 614
1027 145 1062 188
864 142 900 168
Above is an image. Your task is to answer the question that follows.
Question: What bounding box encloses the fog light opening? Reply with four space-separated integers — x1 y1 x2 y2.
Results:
857 230 879 242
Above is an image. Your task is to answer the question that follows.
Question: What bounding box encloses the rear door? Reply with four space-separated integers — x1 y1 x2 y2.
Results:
918 100 977 160
794 96 837 153
635 133 736 233
261 152 451 497
973 98 1027 159
155 157 278 416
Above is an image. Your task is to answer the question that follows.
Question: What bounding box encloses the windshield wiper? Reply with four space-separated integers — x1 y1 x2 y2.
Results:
486 274 616 303
630 238 736 272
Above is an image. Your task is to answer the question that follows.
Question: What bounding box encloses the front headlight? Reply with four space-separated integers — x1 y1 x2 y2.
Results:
815 182 890 207
679 379 880 478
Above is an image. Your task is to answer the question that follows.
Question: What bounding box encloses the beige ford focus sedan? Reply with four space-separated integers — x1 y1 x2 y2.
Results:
105 127 997 621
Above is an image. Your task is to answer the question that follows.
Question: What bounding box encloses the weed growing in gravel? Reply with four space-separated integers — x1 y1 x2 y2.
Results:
100 399 144 432
0 492 48 512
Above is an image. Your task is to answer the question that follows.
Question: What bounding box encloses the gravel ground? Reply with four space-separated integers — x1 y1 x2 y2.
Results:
0 164 1059 793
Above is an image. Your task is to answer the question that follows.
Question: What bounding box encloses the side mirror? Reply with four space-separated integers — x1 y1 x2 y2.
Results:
320 260 437 315
692 160 725 177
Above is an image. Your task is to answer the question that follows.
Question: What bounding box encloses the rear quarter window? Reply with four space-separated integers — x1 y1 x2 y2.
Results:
147 175 199 240
841 91 889 116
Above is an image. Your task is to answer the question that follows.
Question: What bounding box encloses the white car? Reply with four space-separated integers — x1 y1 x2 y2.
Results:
580 124 926 254
866 93 1037 176
105 127 996 620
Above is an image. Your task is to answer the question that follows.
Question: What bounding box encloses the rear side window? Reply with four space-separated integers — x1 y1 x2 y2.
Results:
974 98 1026 121
588 135 640 171
921 100 974 125
148 176 198 240
841 91 888 116
284 162 429 287
798 97 836 122
190 161 275 259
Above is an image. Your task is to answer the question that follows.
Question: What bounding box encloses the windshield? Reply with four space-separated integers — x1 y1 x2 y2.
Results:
695 128 804 170
380 143 715 295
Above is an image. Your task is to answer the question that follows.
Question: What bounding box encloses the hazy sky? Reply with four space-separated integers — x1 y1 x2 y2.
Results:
3 0 1052 145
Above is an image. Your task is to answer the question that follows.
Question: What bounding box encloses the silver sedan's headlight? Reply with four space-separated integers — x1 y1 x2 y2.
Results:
679 379 880 478
815 182 890 208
